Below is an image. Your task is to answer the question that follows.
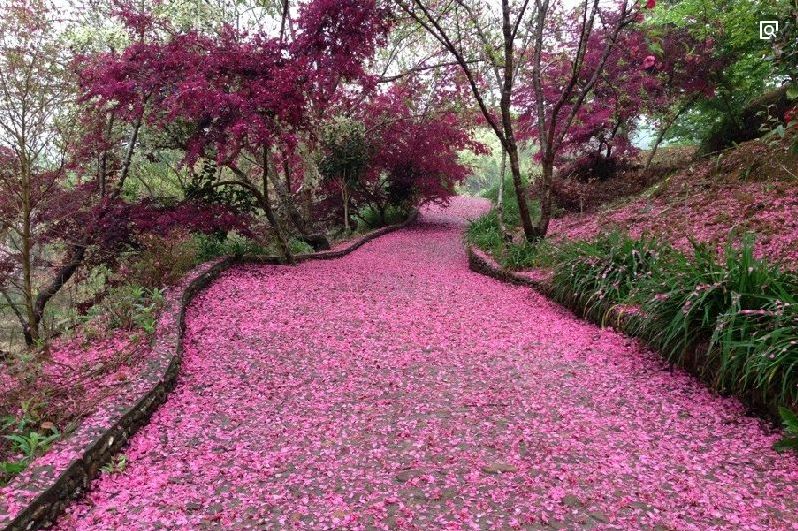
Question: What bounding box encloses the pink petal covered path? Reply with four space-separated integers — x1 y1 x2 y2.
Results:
58 198 798 530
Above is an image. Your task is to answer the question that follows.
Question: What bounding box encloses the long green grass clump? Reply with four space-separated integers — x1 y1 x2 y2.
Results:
548 232 798 407
469 220 798 425
546 232 664 324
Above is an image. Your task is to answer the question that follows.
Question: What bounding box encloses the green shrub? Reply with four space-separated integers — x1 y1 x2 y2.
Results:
502 239 561 270
776 407 798 452
289 238 315 255
724 300 798 405
489 228 798 440
466 208 555 270
125 231 199 289
706 251 798 403
1 409 60 485
633 235 798 399
503 241 541 270
356 204 409 231
193 232 270 262
86 285 164 334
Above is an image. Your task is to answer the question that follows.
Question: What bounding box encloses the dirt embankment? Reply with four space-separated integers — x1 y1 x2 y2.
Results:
550 139 798 267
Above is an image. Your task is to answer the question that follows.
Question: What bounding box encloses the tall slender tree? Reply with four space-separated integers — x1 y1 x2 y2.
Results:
395 0 645 239
0 0 78 344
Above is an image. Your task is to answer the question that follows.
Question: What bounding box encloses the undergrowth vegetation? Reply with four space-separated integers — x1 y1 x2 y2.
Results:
1 405 61 485
465 178 543 270
547 233 664 324
356 204 410 231
469 210 798 444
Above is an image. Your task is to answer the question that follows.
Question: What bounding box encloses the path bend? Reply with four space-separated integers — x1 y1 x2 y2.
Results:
58 197 798 530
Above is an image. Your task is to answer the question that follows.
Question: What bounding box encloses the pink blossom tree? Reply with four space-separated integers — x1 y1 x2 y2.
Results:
517 24 718 179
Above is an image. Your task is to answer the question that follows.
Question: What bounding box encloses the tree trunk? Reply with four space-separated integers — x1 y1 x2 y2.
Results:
499 0 535 242
270 167 308 235
261 194 294 263
506 141 536 240
32 243 87 337
99 113 114 196
535 157 554 238
643 127 668 171
378 204 386 226
303 187 313 221
644 96 697 170
282 154 291 192
20 154 37 346
264 148 329 250
342 182 351 232
259 151 294 263
497 146 507 235
112 113 143 198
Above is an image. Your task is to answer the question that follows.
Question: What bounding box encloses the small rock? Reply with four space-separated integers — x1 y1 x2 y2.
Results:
562 494 582 508
395 469 421 483
481 462 518 474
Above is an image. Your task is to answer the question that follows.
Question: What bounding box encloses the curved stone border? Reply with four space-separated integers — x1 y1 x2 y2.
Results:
0 211 418 531
466 244 785 421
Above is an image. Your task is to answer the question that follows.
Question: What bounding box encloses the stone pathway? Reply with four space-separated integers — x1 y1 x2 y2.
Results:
57 198 798 530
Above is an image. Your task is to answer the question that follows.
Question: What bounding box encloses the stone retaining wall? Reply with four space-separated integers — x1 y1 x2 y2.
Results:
466 244 784 422
0 211 417 531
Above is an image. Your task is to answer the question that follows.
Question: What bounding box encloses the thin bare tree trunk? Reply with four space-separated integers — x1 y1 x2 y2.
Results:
342 181 351 232
644 96 697 170
33 243 87 335
20 152 37 346
220 162 294 263
112 112 144 198
506 142 535 238
260 150 294 262
497 147 507 234
537 157 554 237
99 113 114 196
500 0 536 242
270 163 310 236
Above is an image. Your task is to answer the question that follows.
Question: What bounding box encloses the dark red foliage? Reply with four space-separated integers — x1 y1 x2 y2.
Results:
362 84 486 206
127 201 253 239
517 10 719 172
294 0 391 104
78 0 391 169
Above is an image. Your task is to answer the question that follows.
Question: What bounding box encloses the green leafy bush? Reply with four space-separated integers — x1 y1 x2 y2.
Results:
1 409 60 485
86 285 165 334
289 238 315 255
125 231 199 289
193 232 271 262
634 235 798 400
356 204 409 230
491 228 798 418
503 241 543 270
776 407 798 452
